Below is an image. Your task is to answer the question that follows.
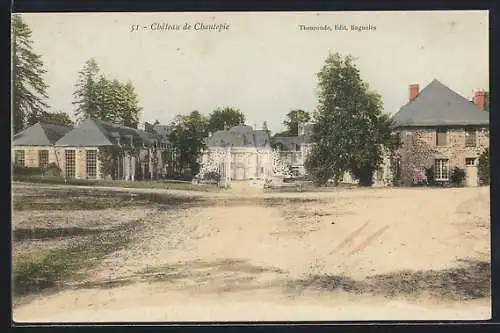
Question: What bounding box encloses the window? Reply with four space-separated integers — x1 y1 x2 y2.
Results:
434 159 450 181
65 150 76 179
465 128 477 147
14 150 25 166
38 150 49 169
86 150 98 179
436 128 447 147
465 158 477 167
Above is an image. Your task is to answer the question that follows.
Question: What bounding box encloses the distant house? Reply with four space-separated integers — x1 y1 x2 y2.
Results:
12 122 71 169
201 124 272 181
273 123 366 184
272 123 315 176
55 119 165 181
391 79 489 186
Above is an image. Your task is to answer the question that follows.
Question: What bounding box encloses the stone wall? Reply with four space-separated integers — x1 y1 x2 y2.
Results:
395 126 489 185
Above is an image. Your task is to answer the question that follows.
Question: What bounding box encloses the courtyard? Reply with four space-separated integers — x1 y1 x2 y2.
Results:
12 182 490 321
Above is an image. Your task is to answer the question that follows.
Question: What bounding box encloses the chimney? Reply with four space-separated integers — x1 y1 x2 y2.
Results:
409 84 419 101
473 90 486 110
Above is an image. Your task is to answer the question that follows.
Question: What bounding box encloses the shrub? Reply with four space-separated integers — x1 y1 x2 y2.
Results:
13 166 44 176
44 163 62 177
203 171 221 183
478 148 490 185
450 167 466 187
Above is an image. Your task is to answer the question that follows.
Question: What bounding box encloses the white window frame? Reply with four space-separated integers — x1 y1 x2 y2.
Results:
434 159 450 181
65 149 76 179
86 150 98 179
14 150 25 166
38 150 49 169
465 157 477 167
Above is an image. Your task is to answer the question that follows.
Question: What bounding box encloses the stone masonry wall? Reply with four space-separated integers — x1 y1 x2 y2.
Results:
396 126 489 184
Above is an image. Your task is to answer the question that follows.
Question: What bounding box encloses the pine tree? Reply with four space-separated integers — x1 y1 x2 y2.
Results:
12 14 49 133
73 59 142 128
72 58 100 121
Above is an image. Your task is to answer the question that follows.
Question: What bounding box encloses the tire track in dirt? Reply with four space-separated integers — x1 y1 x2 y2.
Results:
348 225 391 256
332 221 371 253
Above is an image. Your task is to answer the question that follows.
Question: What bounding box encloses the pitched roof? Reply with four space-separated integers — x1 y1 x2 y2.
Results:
56 119 160 147
205 125 271 148
392 79 490 127
272 136 304 150
273 123 315 149
13 122 71 146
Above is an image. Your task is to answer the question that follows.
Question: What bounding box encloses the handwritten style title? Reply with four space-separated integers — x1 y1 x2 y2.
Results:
130 22 230 33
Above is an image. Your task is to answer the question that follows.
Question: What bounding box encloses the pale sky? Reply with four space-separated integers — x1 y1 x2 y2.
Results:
18 11 488 133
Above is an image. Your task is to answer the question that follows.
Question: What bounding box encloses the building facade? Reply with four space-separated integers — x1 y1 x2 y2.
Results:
13 122 71 170
390 79 489 187
53 119 166 181
199 124 275 181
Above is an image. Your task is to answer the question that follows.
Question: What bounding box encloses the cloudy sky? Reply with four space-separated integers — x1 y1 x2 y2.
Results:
19 11 488 133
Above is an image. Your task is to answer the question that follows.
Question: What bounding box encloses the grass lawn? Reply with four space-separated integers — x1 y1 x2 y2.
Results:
12 175 221 192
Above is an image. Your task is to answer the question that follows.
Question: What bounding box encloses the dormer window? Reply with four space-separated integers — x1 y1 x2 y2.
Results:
110 132 121 146
124 134 134 148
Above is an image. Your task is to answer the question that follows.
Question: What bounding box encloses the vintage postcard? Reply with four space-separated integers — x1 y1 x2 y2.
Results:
11 11 490 322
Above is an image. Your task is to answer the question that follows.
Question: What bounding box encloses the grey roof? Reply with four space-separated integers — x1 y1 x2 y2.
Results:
205 125 271 148
392 79 490 128
13 122 71 146
273 123 315 150
272 136 304 150
56 119 159 147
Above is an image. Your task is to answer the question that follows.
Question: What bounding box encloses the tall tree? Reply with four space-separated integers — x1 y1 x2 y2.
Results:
73 59 142 128
169 110 209 176
72 58 100 121
207 106 245 132
305 52 398 186
12 14 49 133
38 111 75 128
282 109 310 136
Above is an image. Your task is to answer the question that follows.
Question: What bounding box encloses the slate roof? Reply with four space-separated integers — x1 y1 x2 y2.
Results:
392 79 490 128
272 123 315 150
205 125 271 148
272 136 304 150
13 122 71 146
56 119 160 147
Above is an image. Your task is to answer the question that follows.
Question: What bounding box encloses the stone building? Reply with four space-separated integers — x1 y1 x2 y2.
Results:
13 122 71 169
200 124 273 181
54 119 165 180
390 79 489 186
272 123 384 185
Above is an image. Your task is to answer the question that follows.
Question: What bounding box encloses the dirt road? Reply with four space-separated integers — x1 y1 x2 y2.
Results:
12 184 491 322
